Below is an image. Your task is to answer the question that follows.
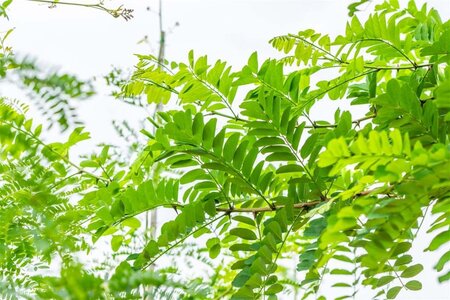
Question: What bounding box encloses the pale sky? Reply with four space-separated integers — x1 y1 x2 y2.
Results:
2 0 450 299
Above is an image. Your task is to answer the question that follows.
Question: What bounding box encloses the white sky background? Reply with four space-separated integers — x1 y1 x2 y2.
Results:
2 0 450 299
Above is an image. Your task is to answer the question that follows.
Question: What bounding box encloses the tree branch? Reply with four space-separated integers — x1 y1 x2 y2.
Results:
217 201 322 213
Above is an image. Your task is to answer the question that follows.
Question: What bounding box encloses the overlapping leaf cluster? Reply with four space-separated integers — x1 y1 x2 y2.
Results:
0 98 103 297
110 1 450 298
0 0 449 299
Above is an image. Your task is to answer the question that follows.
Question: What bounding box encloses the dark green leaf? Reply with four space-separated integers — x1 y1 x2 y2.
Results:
230 228 258 240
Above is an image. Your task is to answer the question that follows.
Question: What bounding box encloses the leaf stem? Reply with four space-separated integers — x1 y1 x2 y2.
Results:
49 171 82 190
27 0 134 20
354 38 417 68
301 69 378 109
216 201 322 213
8 123 108 183
188 67 239 120
252 73 316 128
142 213 226 269
306 114 376 129
258 209 305 296
205 110 246 122
287 34 345 63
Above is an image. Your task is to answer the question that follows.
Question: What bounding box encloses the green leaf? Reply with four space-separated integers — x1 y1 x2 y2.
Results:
206 238 221 259
377 275 395 287
265 221 283 241
386 286 402 299
395 255 412 266
144 240 160 258
67 127 90 146
439 271 450 283
301 133 318 158
223 133 240 162
401 264 423 278
276 164 303 174
96 207 113 223
231 286 254 299
180 169 206 184
230 228 258 240
405 280 422 291
111 235 123 252
332 282 351 287
232 269 252 287
248 52 258 73
203 199 217 217
265 283 283 295
421 29 450 56
203 118 217 149
435 250 450 272
254 137 285 148
233 216 256 227
122 217 141 229
202 162 230 173
392 242 411 256
213 128 226 155
266 152 297 162
428 230 450 251
230 243 253 252
330 269 352 275
233 140 249 169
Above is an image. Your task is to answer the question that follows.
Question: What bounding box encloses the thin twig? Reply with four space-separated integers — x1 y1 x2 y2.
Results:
354 38 417 68
300 69 378 111
216 201 322 213
306 114 376 129
27 0 134 20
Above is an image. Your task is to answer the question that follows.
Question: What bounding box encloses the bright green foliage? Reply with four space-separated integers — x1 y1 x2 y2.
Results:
0 0 12 18
0 31 95 131
0 99 100 297
1 0 450 299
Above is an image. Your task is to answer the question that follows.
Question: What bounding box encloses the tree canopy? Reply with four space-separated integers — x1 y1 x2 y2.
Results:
1 0 450 299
